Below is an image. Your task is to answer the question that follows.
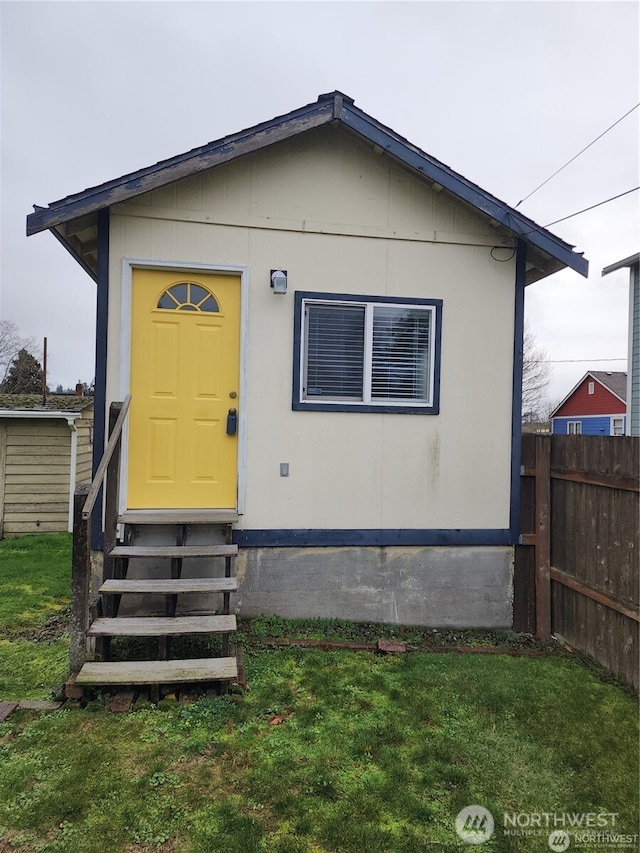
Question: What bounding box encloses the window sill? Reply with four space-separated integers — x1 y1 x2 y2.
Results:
293 401 440 415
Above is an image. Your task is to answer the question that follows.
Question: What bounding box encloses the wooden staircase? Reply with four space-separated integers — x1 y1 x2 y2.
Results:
75 510 240 689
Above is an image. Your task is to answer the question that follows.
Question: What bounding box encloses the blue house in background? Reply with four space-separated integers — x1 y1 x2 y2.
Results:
551 371 627 436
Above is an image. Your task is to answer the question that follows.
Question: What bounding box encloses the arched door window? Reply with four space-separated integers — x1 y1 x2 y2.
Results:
157 282 220 312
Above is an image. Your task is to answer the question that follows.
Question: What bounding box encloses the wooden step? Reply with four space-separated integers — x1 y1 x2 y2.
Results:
119 509 239 525
99 577 238 594
110 544 238 559
88 615 237 637
75 657 238 685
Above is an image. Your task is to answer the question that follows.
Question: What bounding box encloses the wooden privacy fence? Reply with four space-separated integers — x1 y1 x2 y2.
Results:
514 434 639 688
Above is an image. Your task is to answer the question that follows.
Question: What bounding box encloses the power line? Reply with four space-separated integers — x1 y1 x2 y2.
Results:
515 102 640 208
517 185 640 239
530 358 626 364
543 186 640 227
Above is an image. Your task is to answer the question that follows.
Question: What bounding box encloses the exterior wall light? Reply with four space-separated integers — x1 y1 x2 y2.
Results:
270 269 288 294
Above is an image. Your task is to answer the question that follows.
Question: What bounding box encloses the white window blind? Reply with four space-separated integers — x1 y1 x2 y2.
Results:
371 307 431 402
305 304 365 399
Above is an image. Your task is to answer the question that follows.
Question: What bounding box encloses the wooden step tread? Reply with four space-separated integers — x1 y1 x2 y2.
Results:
111 545 238 558
75 657 238 685
88 615 237 637
119 509 239 525
100 578 237 594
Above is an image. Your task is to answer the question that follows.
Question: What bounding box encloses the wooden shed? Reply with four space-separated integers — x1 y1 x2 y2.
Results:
0 395 93 537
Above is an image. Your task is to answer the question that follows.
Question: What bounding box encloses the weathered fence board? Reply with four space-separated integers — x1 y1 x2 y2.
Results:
515 434 639 688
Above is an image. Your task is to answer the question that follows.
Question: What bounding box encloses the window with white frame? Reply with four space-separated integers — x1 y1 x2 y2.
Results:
293 292 442 413
588 381 595 395
612 417 624 436
567 421 582 435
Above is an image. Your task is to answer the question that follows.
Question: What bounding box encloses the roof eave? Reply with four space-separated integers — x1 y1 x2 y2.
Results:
50 224 98 282
26 99 336 237
0 410 83 420
26 90 588 279
602 253 640 276
339 103 588 279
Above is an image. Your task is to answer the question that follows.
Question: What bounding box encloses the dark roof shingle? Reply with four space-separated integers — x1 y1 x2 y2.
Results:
590 371 627 402
0 394 94 413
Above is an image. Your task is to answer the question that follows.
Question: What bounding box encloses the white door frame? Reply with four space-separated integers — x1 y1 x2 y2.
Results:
118 257 250 517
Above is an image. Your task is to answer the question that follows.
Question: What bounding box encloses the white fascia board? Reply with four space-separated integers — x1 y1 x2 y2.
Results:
0 410 82 420
602 254 640 276
552 413 624 420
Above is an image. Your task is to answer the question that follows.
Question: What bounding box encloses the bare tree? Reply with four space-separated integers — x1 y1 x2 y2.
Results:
522 325 552 423
0 320 35 386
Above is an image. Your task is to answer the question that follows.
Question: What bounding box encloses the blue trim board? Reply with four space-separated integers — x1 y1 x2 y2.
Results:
509 240 526 541
90 208 109 551
292 291 442 415
233 529 513 548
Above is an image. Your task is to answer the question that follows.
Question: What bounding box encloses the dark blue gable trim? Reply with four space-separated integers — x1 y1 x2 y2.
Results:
340 105 588 278
292 291 442 415
90 208 109 551
233 529 513 547
509 240 526 541
26 99 335 235
26 92 588 279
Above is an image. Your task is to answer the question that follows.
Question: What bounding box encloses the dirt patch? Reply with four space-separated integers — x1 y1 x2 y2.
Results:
14 607 70 643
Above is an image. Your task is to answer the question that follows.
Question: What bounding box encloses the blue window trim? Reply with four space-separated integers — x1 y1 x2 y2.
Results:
292 291 442 415
233 528 512 547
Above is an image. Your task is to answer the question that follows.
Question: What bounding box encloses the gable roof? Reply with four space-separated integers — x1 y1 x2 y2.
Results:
589 371 627 401
26 91 588 285
550 371 627 417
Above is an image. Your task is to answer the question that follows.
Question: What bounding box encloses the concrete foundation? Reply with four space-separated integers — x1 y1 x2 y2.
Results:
235 545 514 628
107 524 514 628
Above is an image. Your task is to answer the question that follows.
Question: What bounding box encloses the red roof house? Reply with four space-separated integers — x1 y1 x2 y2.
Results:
551 371 627 435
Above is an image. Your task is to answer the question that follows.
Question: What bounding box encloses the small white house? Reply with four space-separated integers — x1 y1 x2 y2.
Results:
26 92 588 627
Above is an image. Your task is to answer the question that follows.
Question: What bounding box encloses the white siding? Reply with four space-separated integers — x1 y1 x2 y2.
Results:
107 126 516 531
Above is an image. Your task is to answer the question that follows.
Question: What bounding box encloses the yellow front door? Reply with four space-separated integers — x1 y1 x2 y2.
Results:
128 269 241 509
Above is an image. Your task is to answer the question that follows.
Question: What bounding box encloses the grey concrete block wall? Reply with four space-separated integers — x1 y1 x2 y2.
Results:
235 546 514 628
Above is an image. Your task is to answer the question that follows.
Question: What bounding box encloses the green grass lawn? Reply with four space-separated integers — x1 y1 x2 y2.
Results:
0 535 71 700
0 534 637 852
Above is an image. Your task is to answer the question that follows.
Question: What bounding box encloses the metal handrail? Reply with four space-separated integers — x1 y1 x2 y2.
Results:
82 395 131 519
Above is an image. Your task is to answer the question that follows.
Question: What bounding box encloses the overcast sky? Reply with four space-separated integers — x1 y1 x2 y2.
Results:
1 0 638 405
